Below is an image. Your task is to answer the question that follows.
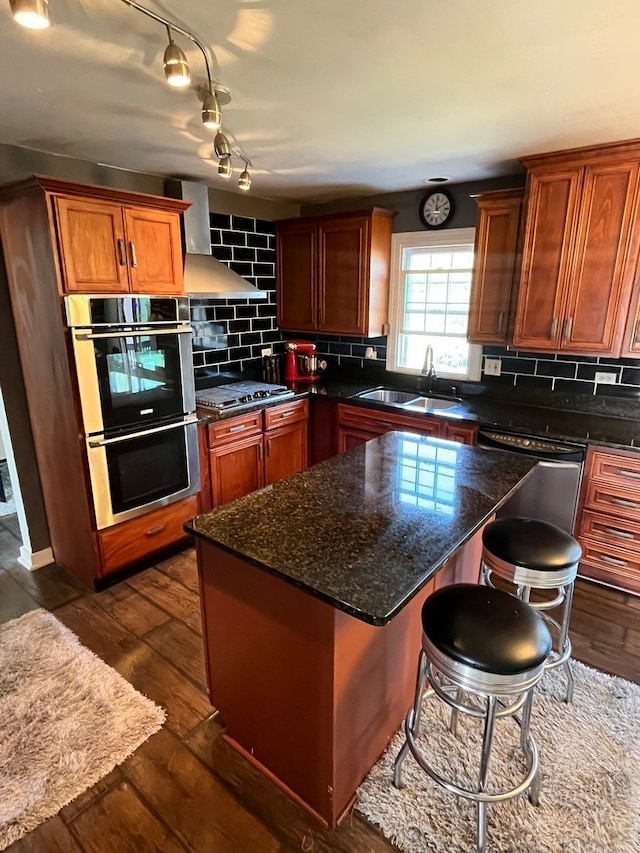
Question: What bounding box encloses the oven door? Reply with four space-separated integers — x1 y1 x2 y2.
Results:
72 325 195 435
86 417 199 529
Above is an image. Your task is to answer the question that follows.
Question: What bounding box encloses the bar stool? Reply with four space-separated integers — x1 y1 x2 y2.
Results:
394 583 551 853
480 517 582 703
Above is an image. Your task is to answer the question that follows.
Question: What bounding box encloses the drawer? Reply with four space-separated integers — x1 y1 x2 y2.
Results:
264 398 308 430
337 403 442 436
579 510 640 552
207 411 262 445
97 494 198 576
579 538 640 594
589 449 640 488
583 481 640 521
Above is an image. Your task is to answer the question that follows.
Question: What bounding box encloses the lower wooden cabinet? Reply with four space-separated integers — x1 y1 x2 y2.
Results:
576 446 640 594
337 404 477 451
96 494 198 577
203 399 309 508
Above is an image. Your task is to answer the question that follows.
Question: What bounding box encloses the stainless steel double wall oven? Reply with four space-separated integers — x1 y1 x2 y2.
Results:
65 294 199 529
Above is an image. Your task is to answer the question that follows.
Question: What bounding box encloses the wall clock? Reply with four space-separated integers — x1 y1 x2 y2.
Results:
419 189 455 229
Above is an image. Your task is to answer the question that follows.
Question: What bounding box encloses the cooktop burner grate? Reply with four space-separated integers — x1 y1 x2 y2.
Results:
196 381 294 412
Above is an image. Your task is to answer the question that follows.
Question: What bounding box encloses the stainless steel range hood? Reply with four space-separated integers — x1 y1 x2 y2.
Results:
165 180 267 300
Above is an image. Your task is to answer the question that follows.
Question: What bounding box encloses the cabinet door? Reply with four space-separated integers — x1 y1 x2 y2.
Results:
209 434 264 507
513 168 583 350
318 216 369 334
562 161 640 353
276 220 317 331
443 422 477 445
55 196 129 293
264 421 308 486
123 207 183 294
468 191 522 343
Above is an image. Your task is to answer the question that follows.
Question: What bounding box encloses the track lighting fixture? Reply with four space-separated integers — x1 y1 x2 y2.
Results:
218 157 233 179
163 26 190 88
11 0 256 191
214 131 231 159
10 0 49 29
238 163 251 192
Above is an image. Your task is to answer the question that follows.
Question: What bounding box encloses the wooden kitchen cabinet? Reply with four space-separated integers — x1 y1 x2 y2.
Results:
276 208 396 337
336 403 477 452
468 189 523 344
513 141 640 355
576 446 640 595
205 400 309 508
55 192 184 294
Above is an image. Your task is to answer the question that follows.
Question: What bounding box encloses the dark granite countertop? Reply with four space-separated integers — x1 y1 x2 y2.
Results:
186 432 538 626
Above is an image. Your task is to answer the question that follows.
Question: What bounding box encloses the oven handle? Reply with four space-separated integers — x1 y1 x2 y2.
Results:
88 415 198 448
75 326 193 341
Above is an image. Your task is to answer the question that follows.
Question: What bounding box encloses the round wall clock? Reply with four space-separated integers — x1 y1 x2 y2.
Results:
419 189 455 229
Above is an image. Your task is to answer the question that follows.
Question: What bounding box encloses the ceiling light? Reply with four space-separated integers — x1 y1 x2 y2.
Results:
163 27 190 88
214 131 231 158
218 157 233 178
10 0 49 28
238 163 251 191
201 91 221 130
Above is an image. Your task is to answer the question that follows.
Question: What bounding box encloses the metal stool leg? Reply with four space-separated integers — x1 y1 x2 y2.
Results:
394 650 427 788
477 695 498 853
559 581 575 703
519 689 540 805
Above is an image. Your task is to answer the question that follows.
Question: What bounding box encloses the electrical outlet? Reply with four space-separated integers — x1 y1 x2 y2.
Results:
261 347 273 357
595 371 617 384
484 357 502 376
364 346 377 359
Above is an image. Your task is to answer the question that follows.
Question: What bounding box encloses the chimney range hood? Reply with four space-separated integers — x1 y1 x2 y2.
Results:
165 179 267 300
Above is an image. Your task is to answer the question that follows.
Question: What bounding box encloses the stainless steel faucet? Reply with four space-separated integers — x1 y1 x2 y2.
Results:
421 344 437 379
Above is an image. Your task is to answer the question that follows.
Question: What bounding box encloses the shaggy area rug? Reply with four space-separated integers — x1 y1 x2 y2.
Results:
0 609 165 850
0 462 16 517
357 661 640 852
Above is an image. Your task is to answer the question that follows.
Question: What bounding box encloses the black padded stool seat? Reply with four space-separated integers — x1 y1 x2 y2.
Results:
482 517 582 571
422 583 552 676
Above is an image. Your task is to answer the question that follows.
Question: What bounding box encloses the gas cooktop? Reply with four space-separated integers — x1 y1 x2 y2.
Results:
195 381 294 413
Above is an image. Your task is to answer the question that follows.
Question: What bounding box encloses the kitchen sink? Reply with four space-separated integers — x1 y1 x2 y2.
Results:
357 388 421 405
400 396 461 412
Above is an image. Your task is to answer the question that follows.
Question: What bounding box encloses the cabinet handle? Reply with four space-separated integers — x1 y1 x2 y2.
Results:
145 524 166 537
277 411 294 419
602 526 635 540
258 443 262 461
617 468 640 479
634 319 640 346
266 438 271 457
228 424 246 433
600 554 629 568
610 496 640 509
129 241 138 268
563 317 573 342
377 421 394 429
550 317 558 339
117 239 127 266
496 312 505 333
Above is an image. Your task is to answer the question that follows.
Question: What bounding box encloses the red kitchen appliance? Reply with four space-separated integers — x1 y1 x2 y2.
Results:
283 340 327 381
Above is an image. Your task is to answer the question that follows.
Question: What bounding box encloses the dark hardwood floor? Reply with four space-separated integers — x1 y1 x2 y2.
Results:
0 514 638 852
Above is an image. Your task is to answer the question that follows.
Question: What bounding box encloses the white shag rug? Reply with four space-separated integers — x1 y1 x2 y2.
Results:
0 609 165 850
0 463 16 517
357 661 640 852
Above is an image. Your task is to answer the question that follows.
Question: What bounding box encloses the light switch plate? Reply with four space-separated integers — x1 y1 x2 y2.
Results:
484 357 502 376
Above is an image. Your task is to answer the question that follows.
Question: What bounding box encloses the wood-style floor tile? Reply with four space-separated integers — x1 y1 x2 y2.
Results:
126 567 202 633
7 815 84 852
145 617 207 690
5 561 86 611
0 570 41 623
156 549 200 594
94 582 172 638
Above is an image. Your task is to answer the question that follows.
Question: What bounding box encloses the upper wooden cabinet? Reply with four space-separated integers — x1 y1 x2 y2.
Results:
55 192 185 294
276 208 396 337
467 189 523 344
513 141 640 355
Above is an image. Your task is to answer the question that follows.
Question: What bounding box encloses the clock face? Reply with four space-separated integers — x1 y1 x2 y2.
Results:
420 190 454 229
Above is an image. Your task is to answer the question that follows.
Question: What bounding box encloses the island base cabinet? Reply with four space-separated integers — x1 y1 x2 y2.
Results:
196 533 482 828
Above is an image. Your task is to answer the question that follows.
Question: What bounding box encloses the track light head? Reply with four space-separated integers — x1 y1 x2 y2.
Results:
238 164 251 192
218 157 233 179
163 38 190 88
201 91 221 130
214 131 231 159
10 0 49 29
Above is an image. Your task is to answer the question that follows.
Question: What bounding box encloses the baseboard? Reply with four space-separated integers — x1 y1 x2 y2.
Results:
18 545 54 571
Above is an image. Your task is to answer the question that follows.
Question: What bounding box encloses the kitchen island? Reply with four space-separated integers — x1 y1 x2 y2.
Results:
186 431 537 827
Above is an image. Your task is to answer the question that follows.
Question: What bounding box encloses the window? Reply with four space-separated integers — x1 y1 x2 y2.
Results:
386 228 481 381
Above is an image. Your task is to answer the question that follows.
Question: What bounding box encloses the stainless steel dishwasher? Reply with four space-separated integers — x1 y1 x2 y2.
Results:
476 429 586 534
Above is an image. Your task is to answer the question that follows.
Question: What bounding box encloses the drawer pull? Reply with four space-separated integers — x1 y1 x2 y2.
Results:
276 411 294 419
145 524 166 537
603 526 635 540
599 554 629 568
617 468 640 479
610 496 640 509
229 424 246 433
377 422 394 429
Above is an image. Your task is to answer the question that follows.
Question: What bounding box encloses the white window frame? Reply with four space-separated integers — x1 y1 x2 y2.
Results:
386 228 482 381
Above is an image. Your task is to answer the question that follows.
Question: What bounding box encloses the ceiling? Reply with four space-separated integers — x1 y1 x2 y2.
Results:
3 0 640 203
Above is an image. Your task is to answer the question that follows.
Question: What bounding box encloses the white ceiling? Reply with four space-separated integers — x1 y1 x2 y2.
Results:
2 0 640 203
